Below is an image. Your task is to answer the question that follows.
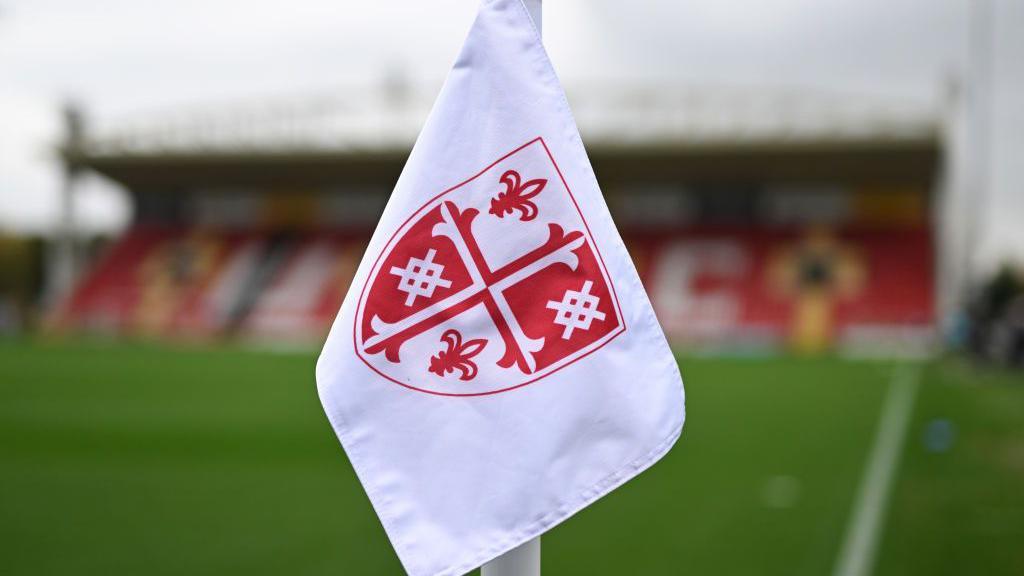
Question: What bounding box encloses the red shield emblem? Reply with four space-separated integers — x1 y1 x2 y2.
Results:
354 138 624 396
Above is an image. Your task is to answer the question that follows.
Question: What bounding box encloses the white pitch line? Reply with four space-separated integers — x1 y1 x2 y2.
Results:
832 364 921 576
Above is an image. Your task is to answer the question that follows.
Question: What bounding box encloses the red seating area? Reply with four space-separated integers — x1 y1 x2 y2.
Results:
61 224 934 348
60 226 363 341
631 226 934 348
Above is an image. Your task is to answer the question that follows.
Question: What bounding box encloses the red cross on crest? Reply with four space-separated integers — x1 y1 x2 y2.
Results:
354 138 625 396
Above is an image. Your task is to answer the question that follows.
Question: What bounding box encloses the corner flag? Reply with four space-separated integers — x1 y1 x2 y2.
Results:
316 1 685 573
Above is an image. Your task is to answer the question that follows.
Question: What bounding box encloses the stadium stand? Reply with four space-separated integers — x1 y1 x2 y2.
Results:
62 226 363 341
56 86 943 352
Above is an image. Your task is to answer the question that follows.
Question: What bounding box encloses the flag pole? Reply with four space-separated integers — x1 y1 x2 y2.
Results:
481 1 542 575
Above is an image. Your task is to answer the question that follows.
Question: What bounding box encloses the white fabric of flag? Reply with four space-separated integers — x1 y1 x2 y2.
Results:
316 1 685 574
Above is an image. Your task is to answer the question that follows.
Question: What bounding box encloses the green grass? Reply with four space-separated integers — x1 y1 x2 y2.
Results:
0 341 1021 575
877 361 1024 576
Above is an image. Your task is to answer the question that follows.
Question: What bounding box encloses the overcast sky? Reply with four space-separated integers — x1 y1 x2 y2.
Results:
1 0 1021 267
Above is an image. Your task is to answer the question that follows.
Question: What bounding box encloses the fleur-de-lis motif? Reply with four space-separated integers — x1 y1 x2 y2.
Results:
489 170 546 222
428 329 487 381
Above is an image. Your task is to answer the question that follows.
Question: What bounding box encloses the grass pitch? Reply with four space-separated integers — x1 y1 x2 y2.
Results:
1 341 1021 575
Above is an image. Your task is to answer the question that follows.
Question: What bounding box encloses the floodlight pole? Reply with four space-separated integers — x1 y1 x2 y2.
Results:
480 1 543 576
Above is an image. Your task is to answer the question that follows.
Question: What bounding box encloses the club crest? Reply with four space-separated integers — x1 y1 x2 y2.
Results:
354 138 624 396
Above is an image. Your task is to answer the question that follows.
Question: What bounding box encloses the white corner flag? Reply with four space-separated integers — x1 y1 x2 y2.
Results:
316 0 685 574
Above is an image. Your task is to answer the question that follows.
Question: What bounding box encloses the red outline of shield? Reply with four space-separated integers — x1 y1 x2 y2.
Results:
353 137 626 396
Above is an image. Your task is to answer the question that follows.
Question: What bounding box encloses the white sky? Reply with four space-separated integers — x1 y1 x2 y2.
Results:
0 0 1021 267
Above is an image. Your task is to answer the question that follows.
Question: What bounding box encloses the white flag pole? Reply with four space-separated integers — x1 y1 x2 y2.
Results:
481 537 541 576
523 0 542 35
481 1 542 575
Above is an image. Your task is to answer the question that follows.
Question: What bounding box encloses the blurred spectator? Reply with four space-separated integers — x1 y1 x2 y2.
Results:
967 265 1024 368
